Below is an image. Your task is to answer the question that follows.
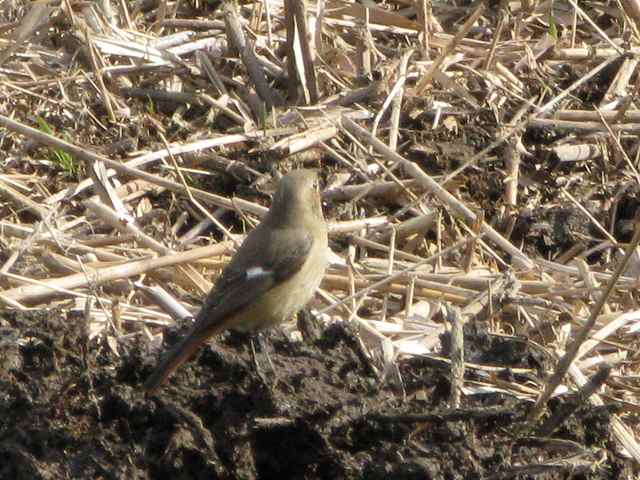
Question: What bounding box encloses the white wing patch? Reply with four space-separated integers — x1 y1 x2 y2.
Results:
246 266 273 279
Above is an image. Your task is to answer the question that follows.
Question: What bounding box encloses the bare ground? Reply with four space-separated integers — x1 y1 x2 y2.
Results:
0 308 634 479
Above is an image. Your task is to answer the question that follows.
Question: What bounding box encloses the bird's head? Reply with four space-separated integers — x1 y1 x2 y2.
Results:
269 170 324 226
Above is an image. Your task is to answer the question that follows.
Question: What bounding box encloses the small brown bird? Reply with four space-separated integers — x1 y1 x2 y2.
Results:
144 170 328 393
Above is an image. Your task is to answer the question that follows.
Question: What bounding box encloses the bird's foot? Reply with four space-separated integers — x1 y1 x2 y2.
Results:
250 335 279 388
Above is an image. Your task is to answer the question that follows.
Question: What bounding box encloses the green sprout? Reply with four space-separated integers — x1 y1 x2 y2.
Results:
36 117 77 177
548 7 558 40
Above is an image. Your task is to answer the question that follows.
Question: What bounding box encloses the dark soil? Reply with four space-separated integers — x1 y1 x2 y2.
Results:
0 309 636 480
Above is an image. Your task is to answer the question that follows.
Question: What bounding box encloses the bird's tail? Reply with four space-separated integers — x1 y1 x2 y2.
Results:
144 325 220 395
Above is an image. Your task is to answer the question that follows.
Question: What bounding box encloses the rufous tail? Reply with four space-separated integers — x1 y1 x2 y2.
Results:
144 327 216 394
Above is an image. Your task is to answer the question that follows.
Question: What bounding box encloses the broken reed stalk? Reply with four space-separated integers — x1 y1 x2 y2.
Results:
0 177 48 219
503 139 520 209
0 115 266 216
416 0 431 60
290 0 318 104
536 363 612 437
159 131 239 246
525 218 640 428
0 242 233 305
0 116 393 238
135 283 194 323
463 210 483 273
341 116 534 269
413 0 486 96
460 274 520 321
388 49 412 151
319 235 486 316
440 55 623 188
447 306 464 408
84 199 169 254
84 197 211 295
284 0 319 105
224 2 281 108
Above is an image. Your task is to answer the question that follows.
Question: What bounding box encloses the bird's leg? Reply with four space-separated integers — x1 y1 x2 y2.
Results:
296 308 322 342
250 334 277 385
258 333 277 373
250 336 268 385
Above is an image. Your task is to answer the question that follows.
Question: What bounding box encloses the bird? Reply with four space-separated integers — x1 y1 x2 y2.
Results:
144 169 328 394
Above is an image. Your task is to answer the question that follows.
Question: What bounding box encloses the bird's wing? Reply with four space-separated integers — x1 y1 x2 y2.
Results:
143 226 314 394
191 225 314 334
